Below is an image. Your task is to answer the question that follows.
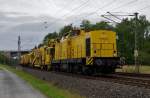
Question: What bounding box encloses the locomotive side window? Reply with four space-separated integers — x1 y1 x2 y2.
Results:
47 48 50 54
50 48 55 58
86 38 91 57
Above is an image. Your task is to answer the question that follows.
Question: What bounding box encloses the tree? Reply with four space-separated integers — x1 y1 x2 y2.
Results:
92 21 114 30
80 20 113 31
59 24 73 37
115 15 150 64
80 20 92 31
0 52 10 64
42 16 150 65
43 32 58 44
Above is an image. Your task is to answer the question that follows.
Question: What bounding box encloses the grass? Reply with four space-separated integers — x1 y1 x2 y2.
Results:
0 64 84 98
116 65 150 74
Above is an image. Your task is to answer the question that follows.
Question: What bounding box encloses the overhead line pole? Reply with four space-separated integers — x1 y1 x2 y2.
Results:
18 35 21 64
107 12 122 20
134 12 139 73
101 15 119 23
101 12 140 73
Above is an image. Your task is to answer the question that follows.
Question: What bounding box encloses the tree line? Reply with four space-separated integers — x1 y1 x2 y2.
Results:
0 51 17 65
43 15 150 65
0 52 10 64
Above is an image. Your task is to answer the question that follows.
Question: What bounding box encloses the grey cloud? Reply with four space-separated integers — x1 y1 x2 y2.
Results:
0 12 64 50
0 0 150 50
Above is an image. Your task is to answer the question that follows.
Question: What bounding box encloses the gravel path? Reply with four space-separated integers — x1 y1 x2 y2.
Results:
0 68 46 98
21 66 150 98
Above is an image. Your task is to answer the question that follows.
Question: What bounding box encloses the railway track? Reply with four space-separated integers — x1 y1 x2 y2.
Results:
18 66 150 89
115 72 150 78
105 74 150 89
52 71 150 89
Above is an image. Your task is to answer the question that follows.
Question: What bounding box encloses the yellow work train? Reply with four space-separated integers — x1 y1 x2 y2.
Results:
20 29 121 74
21 46 54 70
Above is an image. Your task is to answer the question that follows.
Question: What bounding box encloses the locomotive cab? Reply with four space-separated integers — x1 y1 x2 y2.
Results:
85 30 120 73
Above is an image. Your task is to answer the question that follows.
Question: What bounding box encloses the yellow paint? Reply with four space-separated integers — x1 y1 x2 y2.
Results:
90 30 117 57
20 45 54 69
21 30 118 67
86 57 93 65
54 30 118 61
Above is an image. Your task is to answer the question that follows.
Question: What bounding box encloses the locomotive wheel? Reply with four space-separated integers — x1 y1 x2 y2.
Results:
82 66 94 75
40 66 44 70
47 65 51 71
76 65 83 74
43 65 48 71
56 64 61 72
73 64 80 73
100 66 116 74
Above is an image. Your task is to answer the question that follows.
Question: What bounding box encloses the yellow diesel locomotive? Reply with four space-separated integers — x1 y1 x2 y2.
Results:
20 29 121 74
52 29 120 74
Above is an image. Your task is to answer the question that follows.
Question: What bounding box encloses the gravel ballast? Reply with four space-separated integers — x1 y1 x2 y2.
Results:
20 67 150 98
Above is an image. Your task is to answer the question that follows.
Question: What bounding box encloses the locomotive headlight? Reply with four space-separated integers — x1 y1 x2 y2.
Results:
94 50 96 53
95 59 103 65
113 51 117 57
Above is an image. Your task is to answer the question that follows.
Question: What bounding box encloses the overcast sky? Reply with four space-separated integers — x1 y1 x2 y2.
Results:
0 0 150 50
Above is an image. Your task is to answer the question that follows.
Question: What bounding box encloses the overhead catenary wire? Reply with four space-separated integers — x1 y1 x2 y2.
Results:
45 0 91 28
49 0 76 18
45 0 120 30
44 0 74 28
49 0 118 29
59 0 138 25
75 0 117 19
109 12 134 14
42 0 76 28
101 15 119 23
45 0 138 30
101 11 136 23
107 12 122 20
43 0 147 33
109 0 138 11
101 12 140 73
136 5 150 12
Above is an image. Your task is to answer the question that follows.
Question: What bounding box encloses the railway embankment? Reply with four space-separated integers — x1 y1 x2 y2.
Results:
18 65 150 98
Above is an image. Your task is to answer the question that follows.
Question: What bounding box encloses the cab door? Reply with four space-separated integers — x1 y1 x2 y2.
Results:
86 38 91 57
